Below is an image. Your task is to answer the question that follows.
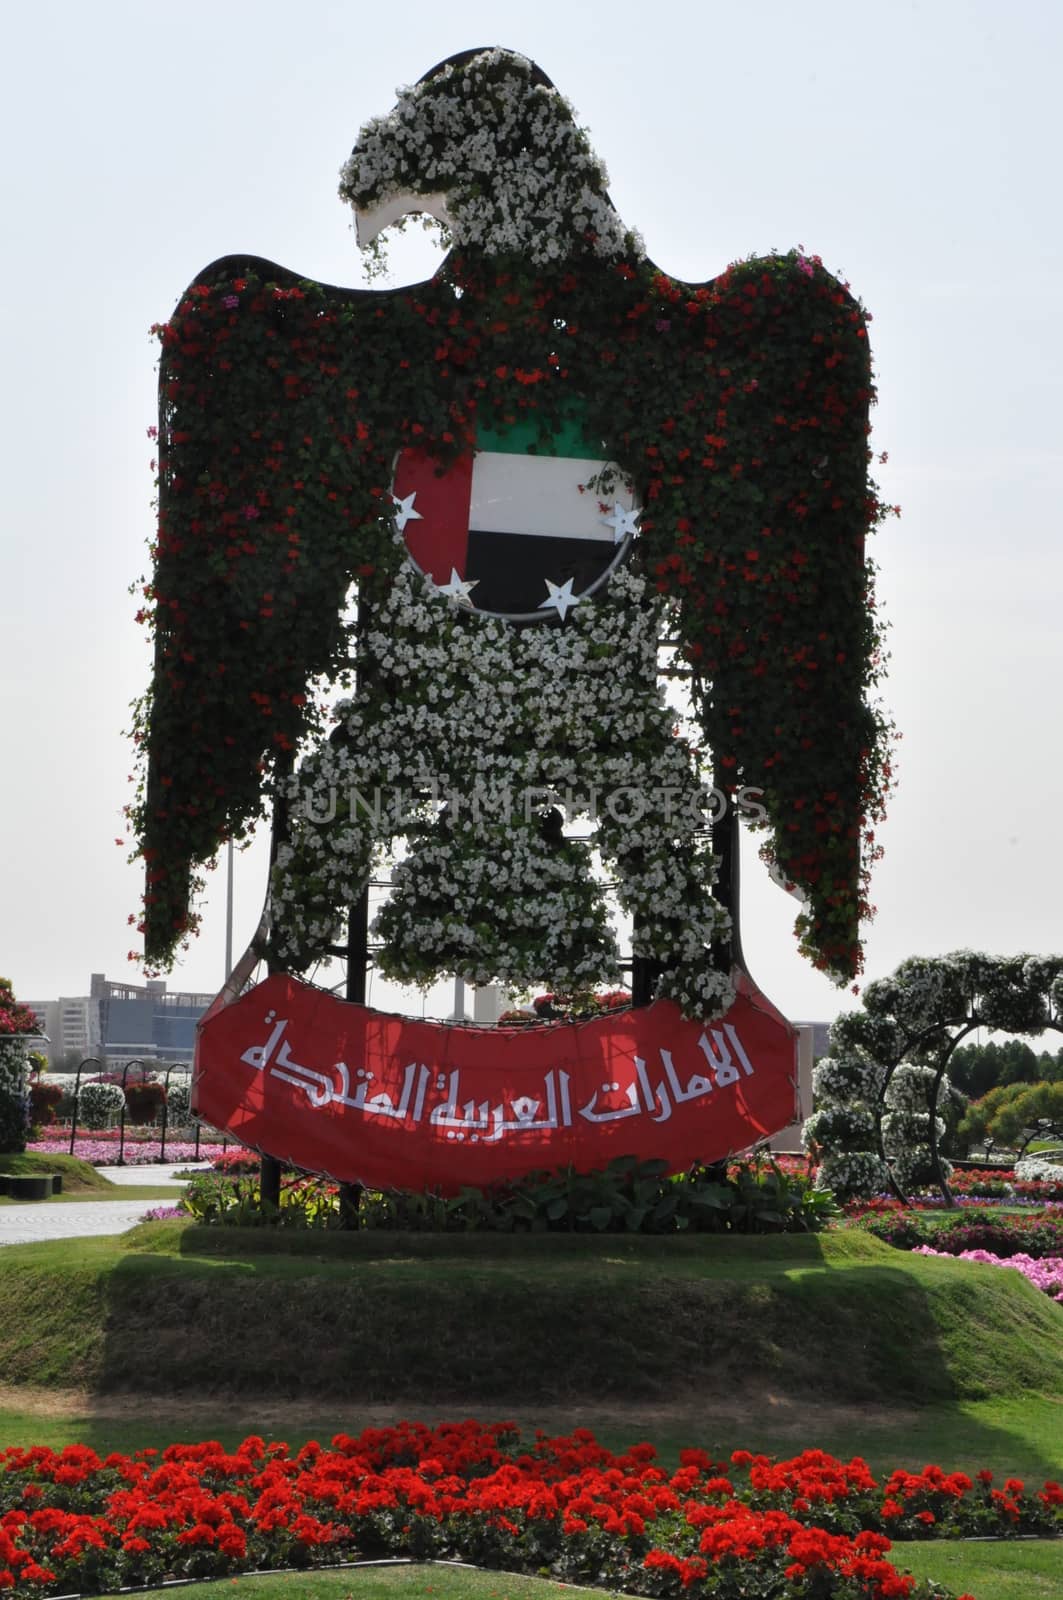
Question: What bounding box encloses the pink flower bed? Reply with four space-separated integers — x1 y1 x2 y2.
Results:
913 1245 1063 1302
28 1138 226 1167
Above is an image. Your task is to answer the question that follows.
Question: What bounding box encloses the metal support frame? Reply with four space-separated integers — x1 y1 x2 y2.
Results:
259 749 295 1215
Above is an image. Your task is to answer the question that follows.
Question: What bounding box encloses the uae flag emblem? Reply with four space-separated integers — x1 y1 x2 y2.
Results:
391 414 639 620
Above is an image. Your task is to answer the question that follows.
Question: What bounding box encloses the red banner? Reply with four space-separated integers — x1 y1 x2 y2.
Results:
193 972 798 1191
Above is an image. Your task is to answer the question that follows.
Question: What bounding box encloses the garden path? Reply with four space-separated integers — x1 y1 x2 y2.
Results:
0 1164 202 1248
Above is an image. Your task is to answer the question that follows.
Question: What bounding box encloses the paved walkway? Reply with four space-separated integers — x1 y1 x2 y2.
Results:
94 1164 206 1185
0 1164 206 1249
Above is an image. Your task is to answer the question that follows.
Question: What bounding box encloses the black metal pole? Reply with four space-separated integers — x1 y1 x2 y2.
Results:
335 591 375 1227
346 890 370 1005
68 1058 95 1157
259 750 296 1216
159 1064 174 1163
338 890 370 1226
117 1061 133 1166
711 776 745 975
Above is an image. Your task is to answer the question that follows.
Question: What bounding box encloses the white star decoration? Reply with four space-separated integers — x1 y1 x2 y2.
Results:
392 490 422 534
538 577 581 620
435 568 480 605
603 502 640 544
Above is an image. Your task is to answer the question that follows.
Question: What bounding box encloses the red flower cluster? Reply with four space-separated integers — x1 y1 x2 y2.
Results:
0 979 37 1039
1 1423 1057 1599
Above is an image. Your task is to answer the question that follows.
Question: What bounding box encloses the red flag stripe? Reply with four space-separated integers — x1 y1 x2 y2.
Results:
394 449 473 582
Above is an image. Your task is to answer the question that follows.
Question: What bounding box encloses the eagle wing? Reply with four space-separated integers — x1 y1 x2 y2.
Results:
625 251 888 980
134 255 422 967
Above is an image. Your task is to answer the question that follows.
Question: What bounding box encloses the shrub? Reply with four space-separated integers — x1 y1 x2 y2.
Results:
78 1081 126 1131
28 1079 64 1127
882 1063 954 1192
803 1049 887 1200
860 1206 1063 1259
0 978 37 1155
124 1080 167 1125
183 1156 840 1234
0 1039 31 1154
165 1079 192 1122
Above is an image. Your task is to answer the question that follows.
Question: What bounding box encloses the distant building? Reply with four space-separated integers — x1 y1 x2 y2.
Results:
764 1020 830 1154
25 997 101 1063
27 974 216 1067
792 1020 831 1061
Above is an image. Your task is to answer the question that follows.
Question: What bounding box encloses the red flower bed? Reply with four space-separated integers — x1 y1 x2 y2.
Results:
1 1422 1057 1598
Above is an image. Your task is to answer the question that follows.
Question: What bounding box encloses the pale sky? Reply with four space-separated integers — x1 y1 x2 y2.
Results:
2 0 1060 1028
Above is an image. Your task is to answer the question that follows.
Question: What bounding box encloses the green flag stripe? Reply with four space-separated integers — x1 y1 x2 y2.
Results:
476 414 603 459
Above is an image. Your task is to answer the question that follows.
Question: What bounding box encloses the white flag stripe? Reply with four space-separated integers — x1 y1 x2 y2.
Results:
468 452 635 541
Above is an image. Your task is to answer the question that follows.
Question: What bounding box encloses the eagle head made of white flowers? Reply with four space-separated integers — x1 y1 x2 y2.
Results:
340 48 638 266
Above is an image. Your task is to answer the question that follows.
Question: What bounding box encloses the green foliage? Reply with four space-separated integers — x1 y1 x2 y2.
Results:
858 1206 1063 1259
959 1081 1063 1153
950 1038 1063 1098
821 954 1063 1189
182 1156 838 1235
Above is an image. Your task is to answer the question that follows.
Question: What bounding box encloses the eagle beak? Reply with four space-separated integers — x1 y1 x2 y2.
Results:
353 190 453 249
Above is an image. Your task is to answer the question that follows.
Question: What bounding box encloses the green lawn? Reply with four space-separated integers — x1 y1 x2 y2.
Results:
0 1150 182 1205
113 1567 613 1600
48 1551 1063 1600
894 1538 1063 1599
1 1225 1061 1423
0 1185 182 1206
1 1391 1062 1483
0 1152 119 1192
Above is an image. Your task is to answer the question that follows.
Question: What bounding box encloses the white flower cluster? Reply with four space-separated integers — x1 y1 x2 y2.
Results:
863 958 965 1034
272 561 732 1019
339 49 642 265
77 1081 126 1132
0 1038 29 1152
881 1063 954 1191
812 1051 884 1105
803 1047 887 1199
817 1150 888 1197
863 951 1062 1040
803 1103 876 1148
1015 1154 1063 1185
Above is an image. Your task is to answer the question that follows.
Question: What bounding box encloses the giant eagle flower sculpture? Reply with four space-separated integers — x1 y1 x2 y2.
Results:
132 47 892 990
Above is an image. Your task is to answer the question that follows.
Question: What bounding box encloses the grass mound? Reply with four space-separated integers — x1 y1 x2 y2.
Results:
1 1224 1061 1407
0 1152 114 1192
